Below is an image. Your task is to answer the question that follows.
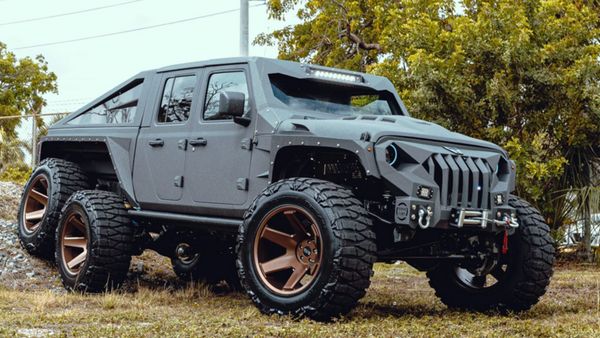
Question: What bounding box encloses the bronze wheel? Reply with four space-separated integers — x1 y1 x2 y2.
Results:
237 178 377 320
253 205 323 296
60 211 89 276
21 174 49 234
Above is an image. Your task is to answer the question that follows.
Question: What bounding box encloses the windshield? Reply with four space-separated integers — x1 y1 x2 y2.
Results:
269 74 398 116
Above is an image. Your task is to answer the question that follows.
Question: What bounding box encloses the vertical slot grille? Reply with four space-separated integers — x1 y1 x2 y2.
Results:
429 154 493 209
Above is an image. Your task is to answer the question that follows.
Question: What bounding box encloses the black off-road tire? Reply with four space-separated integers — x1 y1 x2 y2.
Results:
427 195 555 312
18 158 89 259
56 190 133 292
236 178 377 321
172 252 242 291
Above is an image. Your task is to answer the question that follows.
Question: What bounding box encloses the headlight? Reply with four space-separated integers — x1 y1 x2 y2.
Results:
385 145 398 166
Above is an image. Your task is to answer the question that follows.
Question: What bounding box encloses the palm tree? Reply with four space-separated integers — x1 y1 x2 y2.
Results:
0 128 28 172
556 146 600 262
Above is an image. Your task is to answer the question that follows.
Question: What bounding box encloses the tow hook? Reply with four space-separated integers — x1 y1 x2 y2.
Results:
503 214 519 228
418 206 433 229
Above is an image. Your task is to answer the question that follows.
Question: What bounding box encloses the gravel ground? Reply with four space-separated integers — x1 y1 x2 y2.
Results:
0 181 178 293
0 181 22 220
0 182 66 292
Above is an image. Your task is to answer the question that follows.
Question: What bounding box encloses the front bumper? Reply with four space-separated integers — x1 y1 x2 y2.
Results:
375 138 517 232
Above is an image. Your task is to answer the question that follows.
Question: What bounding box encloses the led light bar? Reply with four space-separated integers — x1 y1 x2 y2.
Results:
309 68 363 83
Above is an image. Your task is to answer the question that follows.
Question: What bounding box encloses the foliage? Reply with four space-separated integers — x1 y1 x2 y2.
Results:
504 133 567 203
0 163 31 185
0 42 57 171
258 0 600 230
0 128 27 172
0 42 57 138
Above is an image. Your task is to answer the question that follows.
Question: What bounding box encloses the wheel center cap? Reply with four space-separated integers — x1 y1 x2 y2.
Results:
296 240 318 264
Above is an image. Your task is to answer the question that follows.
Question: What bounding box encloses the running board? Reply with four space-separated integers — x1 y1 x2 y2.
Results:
128 210 242 233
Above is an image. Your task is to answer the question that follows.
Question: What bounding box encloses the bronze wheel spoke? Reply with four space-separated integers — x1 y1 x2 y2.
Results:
26 209 45 221
63 236 87 249
67 251 87 269
262 227 297 250
29 189 48 205
40 178 48 189
260 253 297 274
70 216 87 233
284 210 308 238
29 221 42 232
283 265 309 290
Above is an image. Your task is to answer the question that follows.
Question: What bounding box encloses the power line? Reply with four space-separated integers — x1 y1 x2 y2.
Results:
0 0 144 27
14 4 265 50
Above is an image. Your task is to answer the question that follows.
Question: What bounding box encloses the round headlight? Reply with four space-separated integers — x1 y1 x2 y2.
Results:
385 145 398 166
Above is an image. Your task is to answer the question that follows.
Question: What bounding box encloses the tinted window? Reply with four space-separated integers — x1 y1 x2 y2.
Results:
204 71 249 120
157 75 196 123
270 74 396 116
68 79 143 125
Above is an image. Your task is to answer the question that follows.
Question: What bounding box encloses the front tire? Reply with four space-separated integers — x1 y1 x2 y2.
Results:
236 178 376 321
427 195 555 311
18 158 89 259
56 190 133 292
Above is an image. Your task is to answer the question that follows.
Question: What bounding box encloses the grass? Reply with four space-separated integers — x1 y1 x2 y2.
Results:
0 257 598 337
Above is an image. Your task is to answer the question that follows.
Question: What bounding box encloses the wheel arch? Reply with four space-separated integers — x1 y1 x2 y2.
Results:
270 145 385 200
38 136 138 207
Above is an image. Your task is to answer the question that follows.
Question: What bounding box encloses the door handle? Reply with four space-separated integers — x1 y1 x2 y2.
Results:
148 138 164 147
189 138 207 146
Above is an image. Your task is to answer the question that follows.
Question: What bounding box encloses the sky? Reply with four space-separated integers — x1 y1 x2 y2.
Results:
0 0 295 147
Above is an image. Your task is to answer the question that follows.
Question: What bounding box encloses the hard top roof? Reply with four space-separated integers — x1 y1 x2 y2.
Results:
151 57 392 90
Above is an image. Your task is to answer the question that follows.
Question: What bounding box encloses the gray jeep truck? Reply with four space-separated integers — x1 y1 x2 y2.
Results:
17 57 554 320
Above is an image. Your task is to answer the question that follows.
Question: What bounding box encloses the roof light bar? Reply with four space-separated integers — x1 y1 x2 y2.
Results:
309 68 363 83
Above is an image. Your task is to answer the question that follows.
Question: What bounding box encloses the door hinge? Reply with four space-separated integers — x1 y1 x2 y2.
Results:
241 138 253 151
236 178 248 191
174 176 184 187
178 139 187 151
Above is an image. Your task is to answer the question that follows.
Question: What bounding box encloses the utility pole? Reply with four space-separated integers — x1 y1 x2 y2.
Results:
31 106 41 168
240 0 249 56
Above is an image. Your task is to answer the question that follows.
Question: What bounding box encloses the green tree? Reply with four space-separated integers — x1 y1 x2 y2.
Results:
0 42 57 172
259 0 600 255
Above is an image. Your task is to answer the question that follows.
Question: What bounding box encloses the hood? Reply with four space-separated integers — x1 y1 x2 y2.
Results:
277 115 504 153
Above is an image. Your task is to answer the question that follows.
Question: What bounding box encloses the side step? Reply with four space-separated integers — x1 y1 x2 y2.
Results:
128 210 242 234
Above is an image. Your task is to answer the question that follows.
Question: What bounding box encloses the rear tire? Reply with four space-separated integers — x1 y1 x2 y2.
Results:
18 158 89 259
427 195 555 311
236 178 376 321
55 190 133 292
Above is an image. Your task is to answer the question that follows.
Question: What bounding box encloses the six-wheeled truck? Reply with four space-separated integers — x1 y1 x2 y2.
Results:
17 57 554 320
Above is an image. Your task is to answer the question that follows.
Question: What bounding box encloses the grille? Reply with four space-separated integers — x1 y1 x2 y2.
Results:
423 154 494 210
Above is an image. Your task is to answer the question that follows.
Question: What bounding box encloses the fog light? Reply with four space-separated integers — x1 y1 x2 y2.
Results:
417 186 433 200
495 194 505 205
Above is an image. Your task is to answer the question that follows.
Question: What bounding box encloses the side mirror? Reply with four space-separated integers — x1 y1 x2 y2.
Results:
218 91 245 117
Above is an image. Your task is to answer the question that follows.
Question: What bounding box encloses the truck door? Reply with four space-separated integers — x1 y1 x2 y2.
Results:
133 71 199 204
185 66 254 206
